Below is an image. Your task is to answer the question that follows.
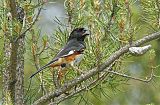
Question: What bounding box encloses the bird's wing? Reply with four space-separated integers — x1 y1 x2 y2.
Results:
54 40 85 59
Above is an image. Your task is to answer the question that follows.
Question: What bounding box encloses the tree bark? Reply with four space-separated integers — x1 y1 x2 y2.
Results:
2 35 14 104
2 36 25 105
15 37 25 105
2 0 25 105
2 29 25 105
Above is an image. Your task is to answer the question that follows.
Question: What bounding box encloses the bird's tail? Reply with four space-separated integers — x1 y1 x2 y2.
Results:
30 60 56 78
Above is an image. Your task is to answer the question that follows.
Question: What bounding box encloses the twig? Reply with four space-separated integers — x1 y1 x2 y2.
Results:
155 0 160 28
33 31 160 105
125 0 133 45
106 1 117 32
49 64 114 105
15 5 43 42
52 69 61 89
36 44 47 56
104 69 154 83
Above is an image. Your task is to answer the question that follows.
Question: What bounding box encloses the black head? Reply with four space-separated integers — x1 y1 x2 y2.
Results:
68 28 90 41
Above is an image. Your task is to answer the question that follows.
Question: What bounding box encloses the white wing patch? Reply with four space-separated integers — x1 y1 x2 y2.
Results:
61 50 75 57
68 50 74 55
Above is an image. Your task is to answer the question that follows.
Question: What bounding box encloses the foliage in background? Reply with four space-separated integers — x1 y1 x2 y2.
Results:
23 0 160 105
0 0 160 105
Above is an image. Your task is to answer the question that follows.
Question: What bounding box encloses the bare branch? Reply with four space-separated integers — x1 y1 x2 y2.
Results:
50 62 155 104
33 31 160 105
104 69 154 83
49 62 151 105
49 64 114 105
15 5 43 42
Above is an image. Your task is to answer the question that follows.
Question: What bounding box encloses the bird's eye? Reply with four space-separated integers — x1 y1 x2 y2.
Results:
82 29 86 33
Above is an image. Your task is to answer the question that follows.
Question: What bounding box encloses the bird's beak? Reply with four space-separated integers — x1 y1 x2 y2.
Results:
83 29 90 36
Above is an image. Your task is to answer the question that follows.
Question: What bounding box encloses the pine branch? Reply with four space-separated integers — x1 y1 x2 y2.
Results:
32 31 160 105
48 64 114 105
104 69 154 83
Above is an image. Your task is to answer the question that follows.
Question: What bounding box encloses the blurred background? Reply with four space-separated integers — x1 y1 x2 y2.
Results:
0 0 160 105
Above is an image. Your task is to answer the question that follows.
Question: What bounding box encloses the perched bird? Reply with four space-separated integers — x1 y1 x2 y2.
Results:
30 28 90 78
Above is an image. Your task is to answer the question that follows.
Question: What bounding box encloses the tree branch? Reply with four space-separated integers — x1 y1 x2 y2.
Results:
33 31 160 105
15 5 43 42
106 1 117 31
104 69 154 83
46 60 155 105
8 0 17 19
49 64 114 105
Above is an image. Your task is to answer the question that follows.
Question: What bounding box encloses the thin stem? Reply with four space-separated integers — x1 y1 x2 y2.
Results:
33 31 160 105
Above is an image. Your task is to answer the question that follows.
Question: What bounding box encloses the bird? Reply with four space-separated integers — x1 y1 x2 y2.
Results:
30 28 90 79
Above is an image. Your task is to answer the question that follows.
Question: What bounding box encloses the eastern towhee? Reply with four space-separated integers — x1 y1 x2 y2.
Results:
30 28 90 78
